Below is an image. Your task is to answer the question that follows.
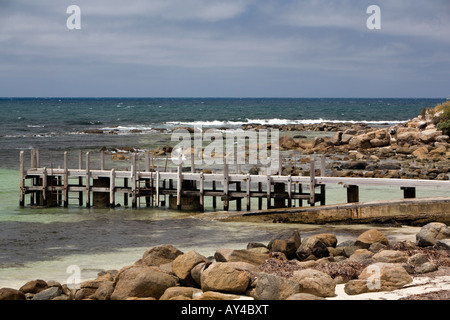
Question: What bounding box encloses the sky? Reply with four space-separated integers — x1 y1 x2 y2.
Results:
0 0 449 98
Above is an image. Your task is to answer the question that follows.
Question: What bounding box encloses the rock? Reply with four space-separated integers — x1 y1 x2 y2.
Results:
279 135 298 150
172 250 209 286
396 130 419 143
368 242 387 253
191 262 208 286
296 235 330 261
419 129 442 143
92 281 114 300
195 291 242 300
407 253 429 266
349 134 372 149
140 244 184 267
200 262 250 294
111 265 179 300
341 160 367 170
214 249 269 266
314 233 338 248
344 263 412 295
372 250 409 263
160 287 202 300
412 146 430 159
291 269 336 298
285 293 325 300
377 160 401 170
31 287 62 300
416 222 450 247
415 262 438 274
247 242 267 249
0 288 26 300
267 230 301 259
252 272 299 300
355 229 389 249
19 279 48 294
348 249 375 266
436 239 450 250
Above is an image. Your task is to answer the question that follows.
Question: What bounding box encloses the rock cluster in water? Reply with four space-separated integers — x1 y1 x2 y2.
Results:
1 222 449 300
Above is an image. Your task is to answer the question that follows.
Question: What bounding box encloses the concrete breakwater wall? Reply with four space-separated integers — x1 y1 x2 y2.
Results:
200 197 450 226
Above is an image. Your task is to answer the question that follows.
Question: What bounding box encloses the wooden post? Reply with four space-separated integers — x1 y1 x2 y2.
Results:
124 178 128 206
64 151 69 207
246 173 251 211
212 180 217 209
266 174 271 209
100 150 105 171
177 163 183 210
223 161 229 211
110 169 115 208
287 175 292 208
31 149 36 169
42 167 48 206
131 153 137 208
78 150 83 206
320 184 326 206
85 152 91 208
36 149 40 168
236 181 242 211
402 187 416 199
156 171 160 207
320 156 326 177
346 185 359 203
199 172 204 211
309 159 316 206
258 182 263 210
19 151 25 207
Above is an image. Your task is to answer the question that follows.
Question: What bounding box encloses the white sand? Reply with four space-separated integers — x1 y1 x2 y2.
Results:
328 275 450 300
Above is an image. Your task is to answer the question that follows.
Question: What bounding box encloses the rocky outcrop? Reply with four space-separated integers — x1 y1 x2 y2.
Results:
2 223 449 300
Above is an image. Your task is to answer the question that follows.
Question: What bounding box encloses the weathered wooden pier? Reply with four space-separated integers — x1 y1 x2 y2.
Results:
19 149 449 211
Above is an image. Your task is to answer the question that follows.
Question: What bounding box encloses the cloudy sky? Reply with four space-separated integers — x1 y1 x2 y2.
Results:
0 0 449 98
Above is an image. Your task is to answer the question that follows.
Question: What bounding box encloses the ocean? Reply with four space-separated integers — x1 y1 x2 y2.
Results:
0 97 447 289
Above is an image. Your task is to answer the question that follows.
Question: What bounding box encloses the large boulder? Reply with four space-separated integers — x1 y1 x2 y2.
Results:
267 230 301 258
416 222 450 247
291 269 336 298
172 250 209 286
111 265 179 300
0 288 26 300
160 287 202 300
296 235 330 261
355 229 389 249
19 279 48 294
200 262 250 294
31 287 62 300
372 250 409 264
344 263 412 295
214 249 269 266
139 244 184 267
252 272 299 300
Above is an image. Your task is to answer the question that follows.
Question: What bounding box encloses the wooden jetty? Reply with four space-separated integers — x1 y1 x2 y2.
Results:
19 149 449 211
